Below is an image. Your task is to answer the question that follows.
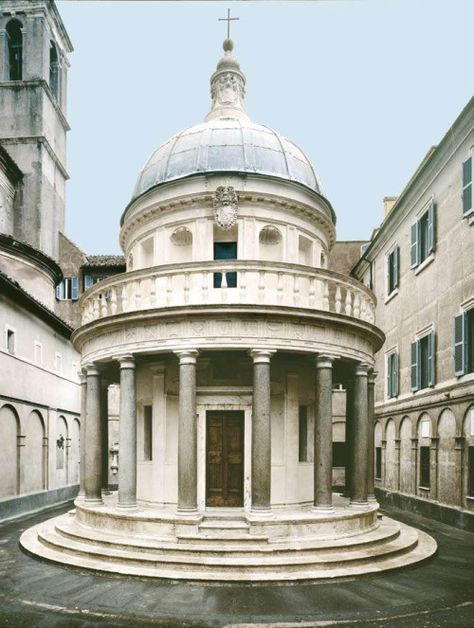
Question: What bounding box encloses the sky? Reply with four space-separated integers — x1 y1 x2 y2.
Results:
57 0 473 255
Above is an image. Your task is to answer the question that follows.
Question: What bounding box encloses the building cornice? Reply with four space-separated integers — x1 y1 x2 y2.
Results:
0 232 63 284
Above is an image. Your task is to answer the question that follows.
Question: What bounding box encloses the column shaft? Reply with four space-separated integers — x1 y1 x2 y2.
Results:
351 363 370 505
176 350 198 512
118 357 137 508
84 365 103 504
100 384 109 490
367 371 377 502
313 355 334 510
78 373 87 497
251 350 274 511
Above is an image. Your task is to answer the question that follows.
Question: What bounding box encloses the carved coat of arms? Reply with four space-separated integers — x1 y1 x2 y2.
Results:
213 186 238 230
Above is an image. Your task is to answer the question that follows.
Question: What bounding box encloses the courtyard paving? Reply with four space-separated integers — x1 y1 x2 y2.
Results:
0 502 473 627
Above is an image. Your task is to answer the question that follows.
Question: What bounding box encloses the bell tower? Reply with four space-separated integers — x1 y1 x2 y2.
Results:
0 0 72 260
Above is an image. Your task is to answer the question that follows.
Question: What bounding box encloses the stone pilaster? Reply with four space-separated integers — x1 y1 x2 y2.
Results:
175 350 199 513
117 356 137 509
313 354 334 512
367 370 377 502
250 349 275 512
350 362 370 507
84 364 103 505
78 372 87 498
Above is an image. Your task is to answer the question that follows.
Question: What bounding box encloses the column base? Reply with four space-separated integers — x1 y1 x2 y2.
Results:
311 505 335 515
248 506 274 520
84 497 103 507
116 502 138 511
349 499 370 510
368 494 378 503
176 507 200 518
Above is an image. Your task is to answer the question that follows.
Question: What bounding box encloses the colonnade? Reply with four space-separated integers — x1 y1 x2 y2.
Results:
78 351 377 512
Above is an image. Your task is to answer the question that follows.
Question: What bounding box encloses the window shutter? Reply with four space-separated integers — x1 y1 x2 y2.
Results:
84 275 93 290
72 276 79 300
410 223 419 268
393 351 399 397
386 254 390 295
427 332 435 387
394 246 400 288
462 157 473 215
386 354 392 398
427 201 436 253
411 340 419 391
56 284 61 300
454 313 467 376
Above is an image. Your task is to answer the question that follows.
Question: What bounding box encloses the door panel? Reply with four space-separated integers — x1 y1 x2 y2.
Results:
206 411 244 507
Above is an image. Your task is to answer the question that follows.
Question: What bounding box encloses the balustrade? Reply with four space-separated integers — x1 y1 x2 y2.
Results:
80 261 376 326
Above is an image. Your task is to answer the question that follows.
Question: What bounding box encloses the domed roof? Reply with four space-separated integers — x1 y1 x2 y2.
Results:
133 119 321 199
131 39 322 201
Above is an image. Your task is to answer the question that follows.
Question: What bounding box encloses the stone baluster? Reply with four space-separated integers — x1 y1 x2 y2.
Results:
353 293 360 318
166 275 173 305
309 277 316 308
322 280 329 311
110 287 117 315
258 270 265 303
135 279 142 310
150 275 157 307
313 354 334 512
93 297 99 320
250 349 275 512
201 271 209 304
240 270 247 302
293 274 300 306
345 289 353 316
121 284 128 312
335 285 342 313
175 350 199 513
277 272 284 304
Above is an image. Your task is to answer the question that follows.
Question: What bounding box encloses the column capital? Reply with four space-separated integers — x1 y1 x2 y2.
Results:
314 354 335 369
355 362 371 377
174 349 199 365
249 349 276 364
368 370 378 385
115 354 135 370
84 363 100 377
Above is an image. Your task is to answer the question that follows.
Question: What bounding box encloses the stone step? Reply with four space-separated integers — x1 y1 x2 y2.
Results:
21 522 437 582
38 521 418 569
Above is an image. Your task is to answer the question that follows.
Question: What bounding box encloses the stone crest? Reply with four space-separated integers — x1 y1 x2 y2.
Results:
213 186 238 230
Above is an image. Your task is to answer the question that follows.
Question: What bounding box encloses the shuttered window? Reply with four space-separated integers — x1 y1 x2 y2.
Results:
410 201 436 268
411 332 435 391
454 310 474 376
463 156 473 215
419 446 430 488
56 277 79 301
387 246 400 294
386 351 398 398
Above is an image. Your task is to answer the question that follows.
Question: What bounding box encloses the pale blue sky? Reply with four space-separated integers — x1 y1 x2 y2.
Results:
58 0 473 255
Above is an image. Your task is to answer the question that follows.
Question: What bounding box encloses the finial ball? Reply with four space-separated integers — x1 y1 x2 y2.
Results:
223 37 234 52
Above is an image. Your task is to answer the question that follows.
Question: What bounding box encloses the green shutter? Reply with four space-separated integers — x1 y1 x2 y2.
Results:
427 201 436 253
410 223 419 268
393 351 399 397
411 340 419 391
386 354 391 398
394 246 400 288
463 157 473 215
454 313 467 376
427 332 435 387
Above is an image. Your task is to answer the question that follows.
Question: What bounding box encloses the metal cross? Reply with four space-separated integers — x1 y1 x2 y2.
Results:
218 8 239 39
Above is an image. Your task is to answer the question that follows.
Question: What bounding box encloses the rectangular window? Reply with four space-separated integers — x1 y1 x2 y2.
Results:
468 447 474 498
375 447 382 480
419 446 430 488
213 242 237 288
143 405 153 461
56 277 79 301
34 341 43 365
411 201 435 268
298 405 308 462
386 351 398 398
332 442 347 468
463 156 473 215
454 309 474 376
387 246 400 295
6 328 15 355
411 332 435 391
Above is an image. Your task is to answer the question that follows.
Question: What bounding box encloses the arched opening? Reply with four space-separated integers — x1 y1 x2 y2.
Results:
0 404 20 498
24 410 46 494
437 408 458 506
49 41 60 100
417 413 432 491
463 405 474 502
6 19 23 81
71 417 81 485
56 415 69 486
399 417 413 494
374 422 383 481
385 419 397 490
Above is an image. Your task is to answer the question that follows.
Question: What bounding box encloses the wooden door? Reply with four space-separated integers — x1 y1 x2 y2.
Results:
206 411 244 507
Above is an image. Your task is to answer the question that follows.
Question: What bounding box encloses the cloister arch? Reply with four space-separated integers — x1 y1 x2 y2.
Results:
399 416 413 494
0 404 20 498
24 410 46 494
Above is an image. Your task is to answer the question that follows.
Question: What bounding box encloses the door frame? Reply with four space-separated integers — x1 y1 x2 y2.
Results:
196 388 252 511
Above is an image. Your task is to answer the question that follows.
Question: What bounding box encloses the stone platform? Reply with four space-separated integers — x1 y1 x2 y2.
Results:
20 494 437 582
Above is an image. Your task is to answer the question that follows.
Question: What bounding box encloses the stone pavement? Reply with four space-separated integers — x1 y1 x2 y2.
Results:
0 503 473 627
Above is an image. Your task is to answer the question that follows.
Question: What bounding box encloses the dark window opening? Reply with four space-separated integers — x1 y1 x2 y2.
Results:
298 405 308 462
214 241 237 288
419 211 430 263
143 405 152 461
419 446 430 488
333 442 347 468
468 447 474 498
375 446 382 479
6 329 15 355
468 310 474 373
463 157 472 215
6 19 23 80
420 335 430 389
49 41 60 100
387 246 399 294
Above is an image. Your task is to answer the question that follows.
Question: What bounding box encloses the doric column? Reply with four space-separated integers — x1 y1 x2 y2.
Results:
250 349 275 512
77 371 87 498
313 354 334 512
100 382 109 490
367 370 377 502
350 362 370 507
175 350 199 513
118 356 137 508
84 364 103 504
344 376 355 498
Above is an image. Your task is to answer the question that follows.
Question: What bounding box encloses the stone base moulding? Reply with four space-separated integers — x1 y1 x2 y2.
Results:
20 494 437 582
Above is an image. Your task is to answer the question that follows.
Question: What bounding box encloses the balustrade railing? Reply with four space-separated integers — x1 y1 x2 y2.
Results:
80 261 376 326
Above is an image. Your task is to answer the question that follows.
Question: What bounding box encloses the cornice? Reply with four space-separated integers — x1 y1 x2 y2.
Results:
0 231 63 284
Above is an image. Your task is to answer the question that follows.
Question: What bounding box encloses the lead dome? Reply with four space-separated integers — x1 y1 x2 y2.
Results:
132 39 323 201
